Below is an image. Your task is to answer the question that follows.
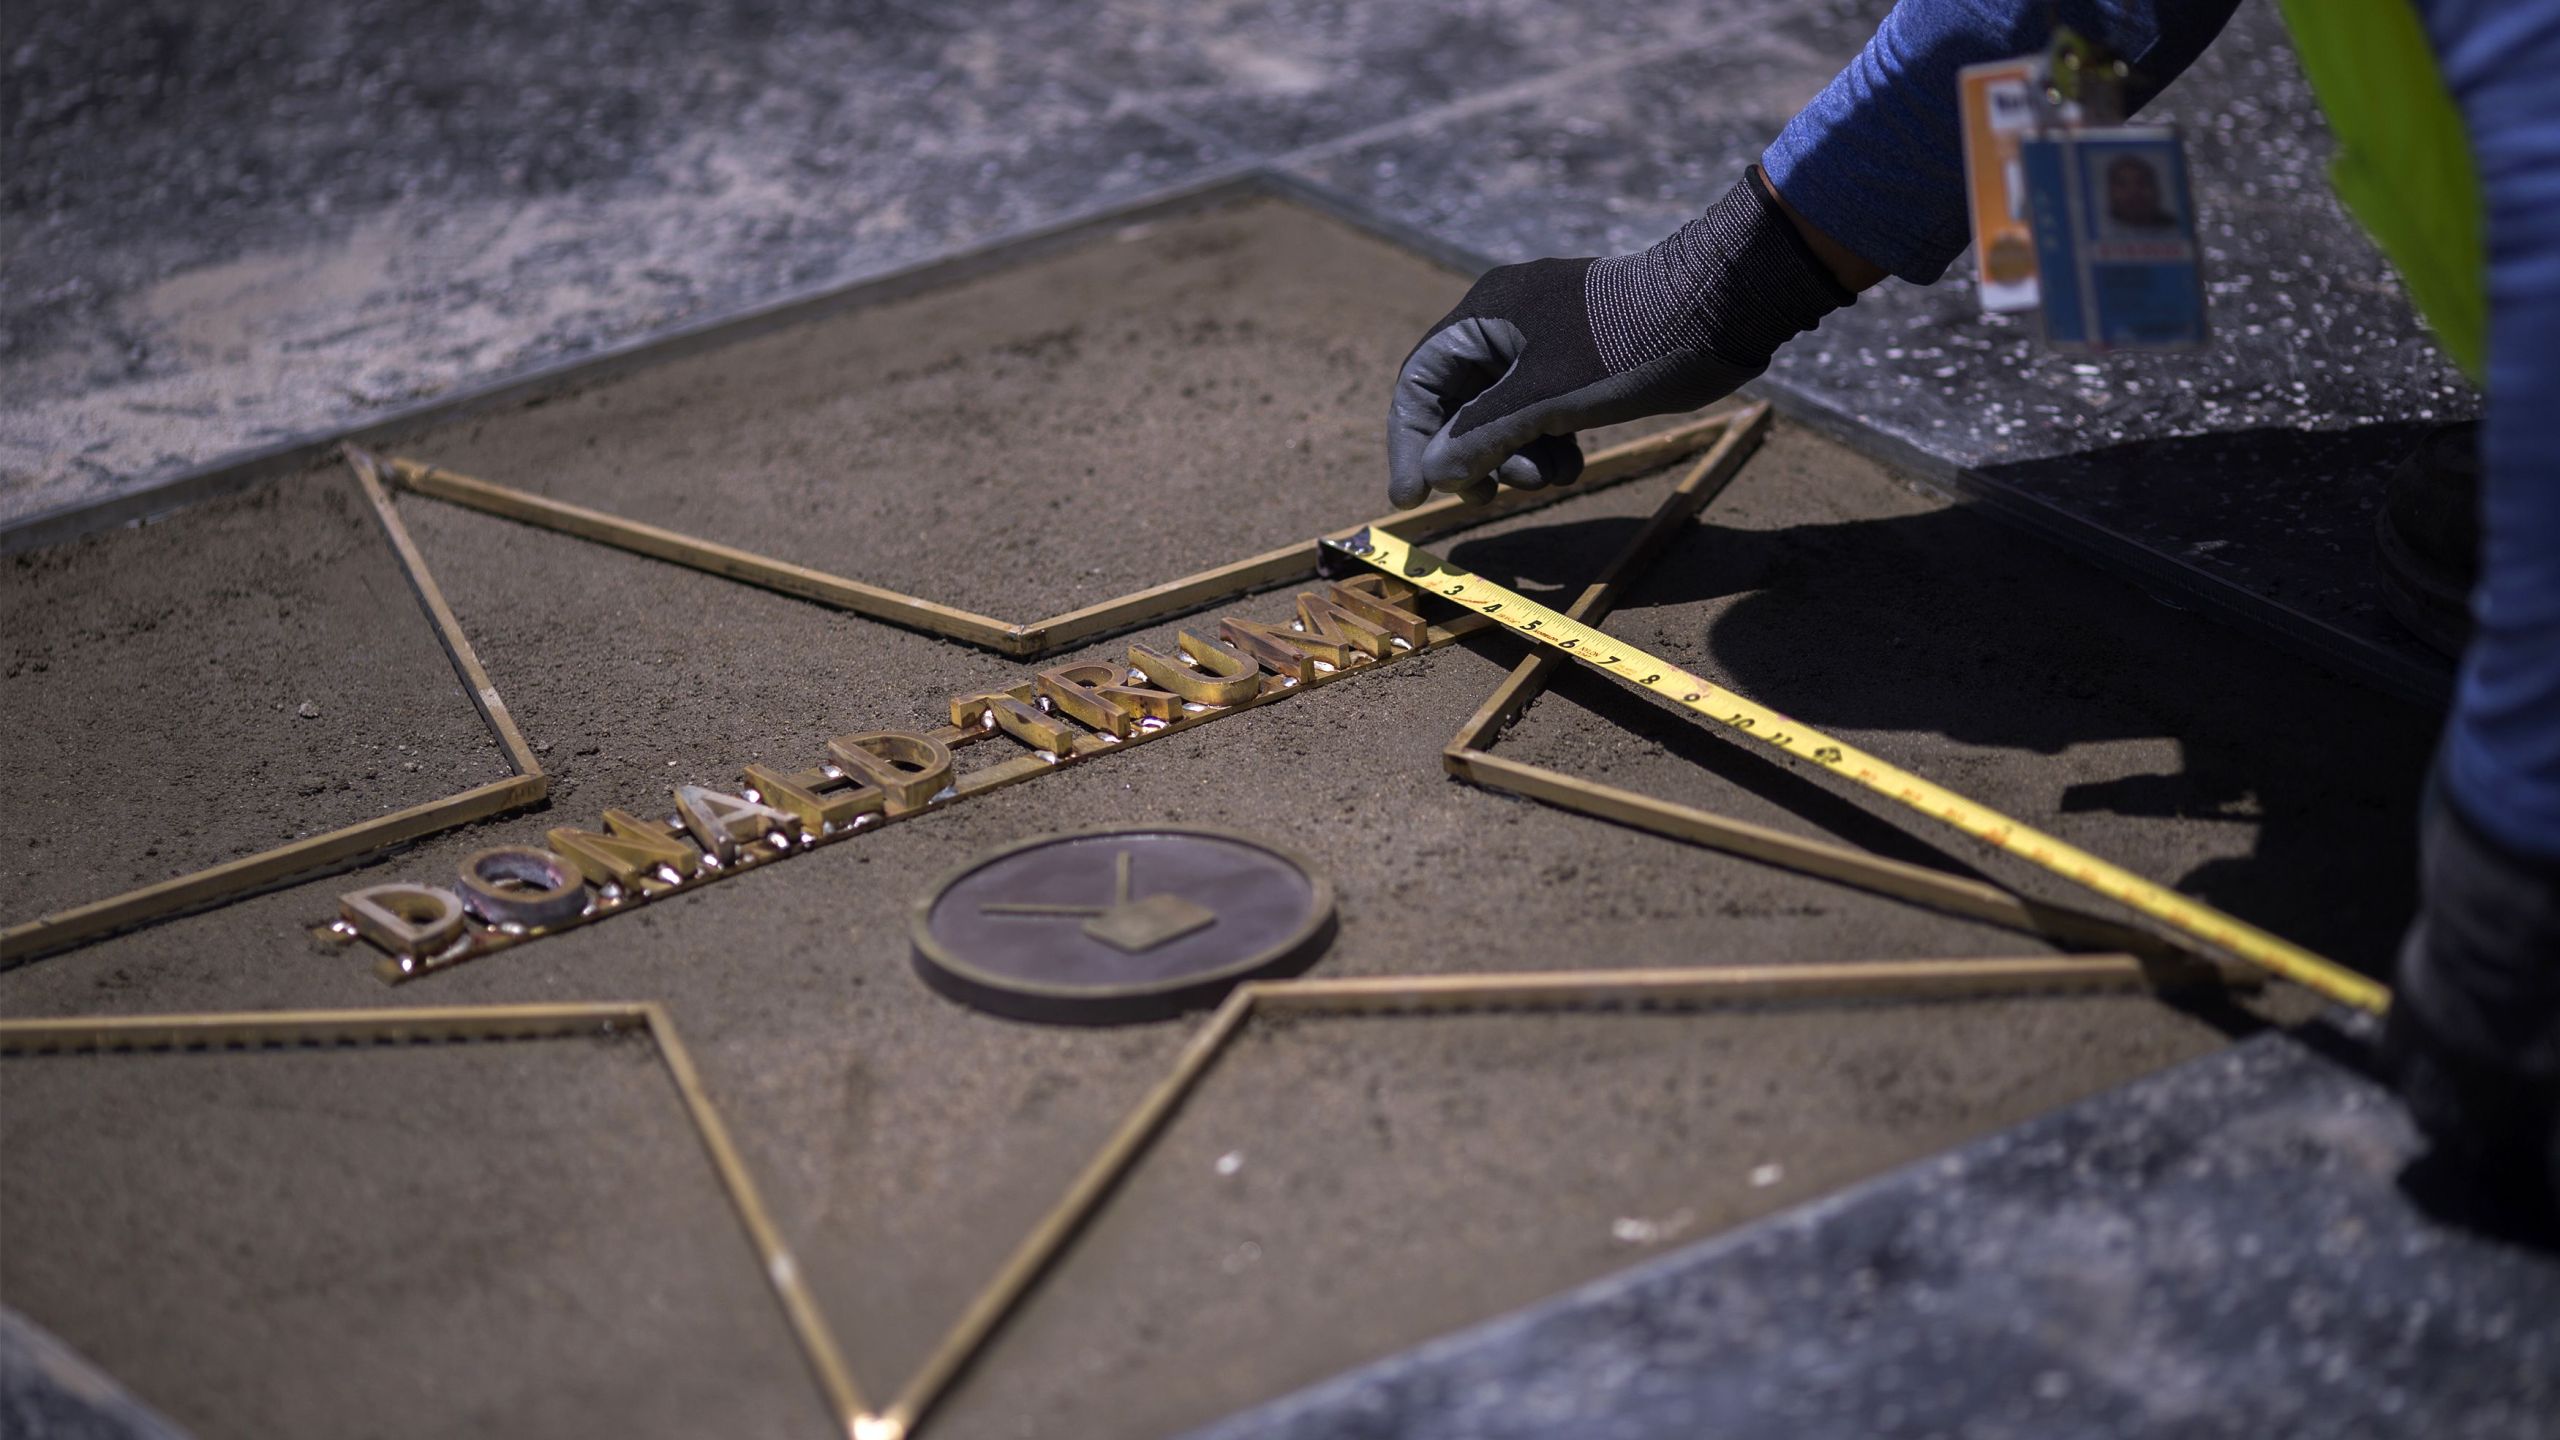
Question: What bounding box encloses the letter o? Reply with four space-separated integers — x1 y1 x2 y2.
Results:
456 846 590 929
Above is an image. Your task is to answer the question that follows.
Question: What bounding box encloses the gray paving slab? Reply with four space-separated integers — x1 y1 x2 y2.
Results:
4 1 1232 518
8 0 2469 697
1186 1025 2560 1440
898 0 1813 160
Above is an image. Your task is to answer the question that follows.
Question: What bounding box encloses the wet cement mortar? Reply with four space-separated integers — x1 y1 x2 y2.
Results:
0 472 514 926
0 206 2437 1440
391 197 1504 617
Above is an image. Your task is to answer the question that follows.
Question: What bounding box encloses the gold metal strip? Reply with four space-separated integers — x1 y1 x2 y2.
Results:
2 451 549 966
0 1002 866 1431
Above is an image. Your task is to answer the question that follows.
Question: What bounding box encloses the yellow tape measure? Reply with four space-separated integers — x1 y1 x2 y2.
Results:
1326 526 2390 1014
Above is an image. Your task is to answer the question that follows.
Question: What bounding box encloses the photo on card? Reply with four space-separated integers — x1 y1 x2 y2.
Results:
2024 127 2207 350
2077 135 2199 260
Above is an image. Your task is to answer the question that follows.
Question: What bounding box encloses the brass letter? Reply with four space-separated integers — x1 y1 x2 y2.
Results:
1221 616 1332 681
338 883 465 958
826 731 955 812
1037 663 1182 739
1294 590 1393 659
1129 630 1264 706
742 764 882 835
455 846 589 929
547 808 701 888
674 784 799 862
952 682 1082 754
1324 574 1429 647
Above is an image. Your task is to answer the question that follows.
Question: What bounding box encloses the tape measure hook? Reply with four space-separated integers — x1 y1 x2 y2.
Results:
1316 528 1374 579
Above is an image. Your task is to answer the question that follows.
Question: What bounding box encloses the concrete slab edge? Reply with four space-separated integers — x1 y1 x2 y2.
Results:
12 166 2451 718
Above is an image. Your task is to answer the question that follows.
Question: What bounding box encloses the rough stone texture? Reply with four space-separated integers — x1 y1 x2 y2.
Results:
0 474 513 927
1 1038 821 1440
2 1 1228 516
385 197 1488 617
1186 1026 2560 1440
4 2 2475 653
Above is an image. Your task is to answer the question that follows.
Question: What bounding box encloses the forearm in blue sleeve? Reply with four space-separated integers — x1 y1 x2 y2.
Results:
2425 0 2560 863
1762 0 2243 284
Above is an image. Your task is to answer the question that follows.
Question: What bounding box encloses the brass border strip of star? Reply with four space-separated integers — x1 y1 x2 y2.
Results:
878 398 2259 1437
0 1002 867 1436
877 949 2180 1439
0 455 549 968
310 411 1762 985
2 403 2252 1440
1430 403 2228 973
5 414 1731 977
371 414 1736 659
0 957 2182 1440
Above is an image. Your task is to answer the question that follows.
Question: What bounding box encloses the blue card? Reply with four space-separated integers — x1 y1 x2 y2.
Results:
2022 128 2208 349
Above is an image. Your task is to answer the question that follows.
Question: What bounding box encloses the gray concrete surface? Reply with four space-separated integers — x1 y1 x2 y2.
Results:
4 0 2466 512
1191 1025 2560 1440
0 196 2444 1440
5 0 2474 703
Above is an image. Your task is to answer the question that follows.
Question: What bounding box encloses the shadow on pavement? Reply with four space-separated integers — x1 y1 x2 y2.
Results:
1449 477 2440 980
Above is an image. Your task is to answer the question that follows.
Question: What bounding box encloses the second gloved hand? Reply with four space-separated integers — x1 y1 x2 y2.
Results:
1386 166 1854 508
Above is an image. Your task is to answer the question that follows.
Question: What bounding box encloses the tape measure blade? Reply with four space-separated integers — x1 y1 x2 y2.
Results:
1331 530 2388 1014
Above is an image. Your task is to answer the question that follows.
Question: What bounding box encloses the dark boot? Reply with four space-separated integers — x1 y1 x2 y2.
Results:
2374 421 2482 660
2385 794 2560 1225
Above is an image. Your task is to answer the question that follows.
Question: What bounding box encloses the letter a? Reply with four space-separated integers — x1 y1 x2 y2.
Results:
674 784 797 862
547 808 701 887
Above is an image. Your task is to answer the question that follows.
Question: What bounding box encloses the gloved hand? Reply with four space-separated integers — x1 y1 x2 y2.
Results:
1386 165 1854 509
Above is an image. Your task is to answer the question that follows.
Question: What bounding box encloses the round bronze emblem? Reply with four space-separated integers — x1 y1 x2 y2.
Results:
910 827 1335 1023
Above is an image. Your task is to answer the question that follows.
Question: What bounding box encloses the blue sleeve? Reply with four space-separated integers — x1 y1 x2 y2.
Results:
2423 0 2560 862
1762 0 2243 284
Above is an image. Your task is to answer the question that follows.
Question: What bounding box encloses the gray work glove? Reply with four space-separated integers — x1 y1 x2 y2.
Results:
1386 165 1853 509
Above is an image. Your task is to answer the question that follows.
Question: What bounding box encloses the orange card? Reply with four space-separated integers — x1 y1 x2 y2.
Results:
1959 58 2043 312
